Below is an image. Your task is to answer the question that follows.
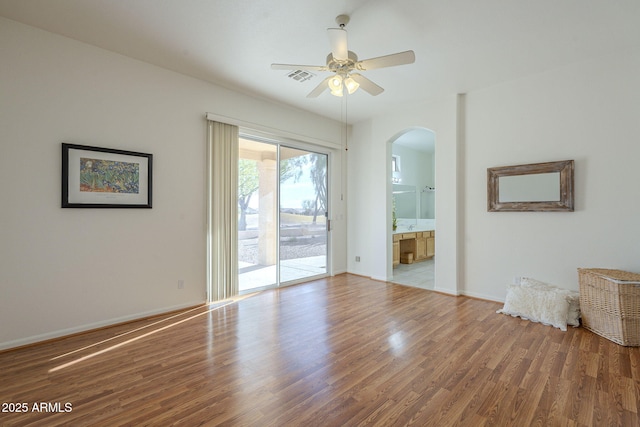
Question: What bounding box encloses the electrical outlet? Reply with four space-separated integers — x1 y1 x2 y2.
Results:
178 280 185 289
355 256 361 262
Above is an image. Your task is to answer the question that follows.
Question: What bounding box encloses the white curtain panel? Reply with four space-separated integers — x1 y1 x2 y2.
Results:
207 120 239 301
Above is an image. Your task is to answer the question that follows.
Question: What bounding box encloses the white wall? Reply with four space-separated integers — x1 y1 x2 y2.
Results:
6 15 638 350
346 121 374 278
348 48 640 303
462 48 640 301
0 18 344 349
348 96 460 295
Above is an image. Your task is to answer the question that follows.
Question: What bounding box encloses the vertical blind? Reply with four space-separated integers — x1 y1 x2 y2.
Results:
207 120 239 301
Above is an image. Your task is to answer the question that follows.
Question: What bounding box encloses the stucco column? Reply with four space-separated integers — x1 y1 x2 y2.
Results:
257 158 277 265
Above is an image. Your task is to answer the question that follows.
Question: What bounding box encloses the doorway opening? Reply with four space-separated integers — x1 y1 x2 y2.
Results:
237 135 329 293
390 128 436 290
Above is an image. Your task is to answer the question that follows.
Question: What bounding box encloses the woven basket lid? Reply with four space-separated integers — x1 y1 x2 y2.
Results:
579 268 640 283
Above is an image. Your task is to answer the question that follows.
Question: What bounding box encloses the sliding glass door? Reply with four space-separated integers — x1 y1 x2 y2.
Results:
238 137 328 292
279 147 328 283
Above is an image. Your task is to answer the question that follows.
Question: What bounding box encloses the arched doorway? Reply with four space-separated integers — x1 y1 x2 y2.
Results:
389 127 436 289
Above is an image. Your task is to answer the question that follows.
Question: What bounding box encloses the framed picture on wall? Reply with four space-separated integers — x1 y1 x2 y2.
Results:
62 143 153 208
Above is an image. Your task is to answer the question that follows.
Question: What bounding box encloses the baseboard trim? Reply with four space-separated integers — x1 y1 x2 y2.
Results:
459 290 504 303
0 301 205 352
433 286 460 296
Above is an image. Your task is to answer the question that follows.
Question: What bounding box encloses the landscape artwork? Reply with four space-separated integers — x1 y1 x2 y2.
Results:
80 157 140 194
62 143 152 208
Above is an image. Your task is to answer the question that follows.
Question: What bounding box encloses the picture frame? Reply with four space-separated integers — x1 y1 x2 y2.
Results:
487 159 574 212
62 143 153 208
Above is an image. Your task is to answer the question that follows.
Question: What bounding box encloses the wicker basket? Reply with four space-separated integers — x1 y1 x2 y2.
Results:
578 268 640 346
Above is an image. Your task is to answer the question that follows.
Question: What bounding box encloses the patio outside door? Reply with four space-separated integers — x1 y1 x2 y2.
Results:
279 146 328 283
238 137 328 292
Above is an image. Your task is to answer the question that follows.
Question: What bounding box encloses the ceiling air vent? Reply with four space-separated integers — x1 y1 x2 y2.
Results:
287 70 315 82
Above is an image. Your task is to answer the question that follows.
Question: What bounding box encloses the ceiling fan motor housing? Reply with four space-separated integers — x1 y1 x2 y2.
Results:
271 13 414 98
326 51 358 74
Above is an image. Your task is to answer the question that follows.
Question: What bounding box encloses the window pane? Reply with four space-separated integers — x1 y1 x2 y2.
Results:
279 147 328 283
238 138 277 291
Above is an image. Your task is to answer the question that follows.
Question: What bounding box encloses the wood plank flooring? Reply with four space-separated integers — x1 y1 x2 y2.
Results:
1 274 639 426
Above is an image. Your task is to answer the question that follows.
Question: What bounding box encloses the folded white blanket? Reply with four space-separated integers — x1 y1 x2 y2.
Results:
497 278 580 331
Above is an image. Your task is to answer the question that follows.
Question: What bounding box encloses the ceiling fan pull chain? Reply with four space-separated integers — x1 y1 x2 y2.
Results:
344 92 348 151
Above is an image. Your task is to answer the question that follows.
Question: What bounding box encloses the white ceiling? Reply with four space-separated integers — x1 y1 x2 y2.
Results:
1 0 639 124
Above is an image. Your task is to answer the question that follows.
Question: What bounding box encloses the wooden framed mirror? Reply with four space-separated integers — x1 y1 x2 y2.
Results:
487 160 574 212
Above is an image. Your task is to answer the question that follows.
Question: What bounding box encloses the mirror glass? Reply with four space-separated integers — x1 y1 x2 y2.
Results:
393 184 417 218
498 172 560 202
391 129 436 222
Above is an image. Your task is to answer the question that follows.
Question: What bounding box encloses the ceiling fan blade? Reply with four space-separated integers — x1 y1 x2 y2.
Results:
350 73 384 96
271 63 328 72
356 50 415 71
327 28 348 61
306 76 332 98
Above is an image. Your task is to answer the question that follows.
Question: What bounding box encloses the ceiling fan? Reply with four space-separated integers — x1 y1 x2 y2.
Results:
271 14 415 98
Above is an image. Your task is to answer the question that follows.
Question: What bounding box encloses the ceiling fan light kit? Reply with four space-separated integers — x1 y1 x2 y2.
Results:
328 75 344 96
271 14 415 98
343 76 359 94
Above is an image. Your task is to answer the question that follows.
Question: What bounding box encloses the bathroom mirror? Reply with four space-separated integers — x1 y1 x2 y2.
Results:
487 160 574 212
392 184 417 218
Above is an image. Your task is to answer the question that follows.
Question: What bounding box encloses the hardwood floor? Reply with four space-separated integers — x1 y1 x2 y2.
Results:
1 274 639 426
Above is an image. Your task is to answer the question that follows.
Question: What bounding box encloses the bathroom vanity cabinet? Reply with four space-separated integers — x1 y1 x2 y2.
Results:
393 230 435 267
